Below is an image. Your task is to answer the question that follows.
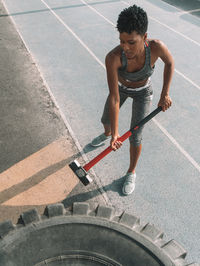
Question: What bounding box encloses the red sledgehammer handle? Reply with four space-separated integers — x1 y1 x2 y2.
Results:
83 106 162 172
83 130 132 172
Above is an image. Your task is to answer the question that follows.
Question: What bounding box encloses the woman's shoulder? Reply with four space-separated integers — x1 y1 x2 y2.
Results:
106 45 122 58
148 38 162 46
148 39 166 51
147 39 168 59
105 45 122 68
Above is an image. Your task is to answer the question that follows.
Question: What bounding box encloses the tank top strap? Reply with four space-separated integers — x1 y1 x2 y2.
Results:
144 40 149 47
121 50 127 69
144 40 151 67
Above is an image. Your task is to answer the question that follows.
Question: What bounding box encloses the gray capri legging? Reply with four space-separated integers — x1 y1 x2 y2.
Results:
101 83 153 146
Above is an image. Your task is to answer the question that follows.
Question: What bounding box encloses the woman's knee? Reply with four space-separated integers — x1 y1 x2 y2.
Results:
129 132 143 146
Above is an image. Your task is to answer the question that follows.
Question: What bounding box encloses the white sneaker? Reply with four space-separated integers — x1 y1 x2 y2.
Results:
90 133 111 147
122 172 136 195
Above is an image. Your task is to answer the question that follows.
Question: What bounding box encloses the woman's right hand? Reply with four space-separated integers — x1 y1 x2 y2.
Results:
110 135 122 151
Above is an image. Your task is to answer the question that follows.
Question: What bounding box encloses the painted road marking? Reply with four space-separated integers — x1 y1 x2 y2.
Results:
38 0 200 174
0 137 79 206
153 118 200 173
178 8 200 15
39 0 104 68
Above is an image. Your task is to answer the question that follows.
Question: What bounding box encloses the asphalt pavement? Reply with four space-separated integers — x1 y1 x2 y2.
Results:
0 0 107 224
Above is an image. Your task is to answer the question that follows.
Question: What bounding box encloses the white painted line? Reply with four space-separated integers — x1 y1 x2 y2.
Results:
149 15 200 47
121 0 200 48
178 8 200 15
81 0 115 26
175 68 200 91
40 0 105 69
40 0 200 174
153 118 200 173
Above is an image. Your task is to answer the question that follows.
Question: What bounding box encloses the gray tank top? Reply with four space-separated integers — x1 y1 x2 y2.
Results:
118 41 155 82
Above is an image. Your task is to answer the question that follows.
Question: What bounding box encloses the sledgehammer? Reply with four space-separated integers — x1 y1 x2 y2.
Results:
69 106 162 186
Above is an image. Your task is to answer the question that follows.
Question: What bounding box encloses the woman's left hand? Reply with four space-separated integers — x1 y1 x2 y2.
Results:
158 95 172 111
110 135 122 151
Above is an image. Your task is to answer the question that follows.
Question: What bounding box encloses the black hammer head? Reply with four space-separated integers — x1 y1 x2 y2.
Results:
69 160 93 186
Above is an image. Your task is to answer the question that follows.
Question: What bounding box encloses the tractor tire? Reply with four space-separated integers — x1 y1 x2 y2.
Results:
0 202 197 266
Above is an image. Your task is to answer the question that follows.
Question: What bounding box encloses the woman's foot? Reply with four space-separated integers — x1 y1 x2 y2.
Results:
90 133 111 147
122 172 136 195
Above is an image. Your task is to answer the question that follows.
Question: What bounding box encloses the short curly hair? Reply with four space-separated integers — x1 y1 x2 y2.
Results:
116 5 148 35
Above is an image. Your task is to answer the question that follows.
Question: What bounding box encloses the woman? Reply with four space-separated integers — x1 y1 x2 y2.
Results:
91 5 174 195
